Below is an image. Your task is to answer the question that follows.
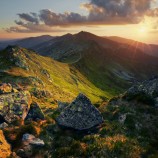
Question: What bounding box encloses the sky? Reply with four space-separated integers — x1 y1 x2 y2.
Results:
0 0 158 44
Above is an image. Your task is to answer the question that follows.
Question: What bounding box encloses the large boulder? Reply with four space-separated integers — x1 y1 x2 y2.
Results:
56 93 103 130
0 90 32 123
0 130 11 158
124 77 158 106
25 102 45 121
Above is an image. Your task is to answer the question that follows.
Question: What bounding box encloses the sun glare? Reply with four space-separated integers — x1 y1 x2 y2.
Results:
139 27 147 33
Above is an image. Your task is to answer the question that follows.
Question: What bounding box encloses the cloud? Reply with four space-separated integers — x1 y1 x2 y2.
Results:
5 0 158 33
5 23 65 33
39 9 87 26
17 13 39 24
82 0 155 24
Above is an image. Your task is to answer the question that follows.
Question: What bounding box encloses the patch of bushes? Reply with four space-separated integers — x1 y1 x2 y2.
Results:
125 92 155 106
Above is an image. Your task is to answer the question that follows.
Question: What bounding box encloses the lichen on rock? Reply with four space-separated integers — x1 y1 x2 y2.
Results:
56 93 104 130
0 87 32 123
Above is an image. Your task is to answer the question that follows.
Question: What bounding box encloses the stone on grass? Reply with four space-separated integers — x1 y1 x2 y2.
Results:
56 93 103 130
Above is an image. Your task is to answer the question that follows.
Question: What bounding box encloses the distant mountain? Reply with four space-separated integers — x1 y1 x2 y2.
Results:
106 36 158 57
0 35 55 50
1 35 158 158
31 32 158 87
1 32 158 95
33 31 117 60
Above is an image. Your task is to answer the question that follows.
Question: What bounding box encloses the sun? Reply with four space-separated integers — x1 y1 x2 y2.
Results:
139 26 148 34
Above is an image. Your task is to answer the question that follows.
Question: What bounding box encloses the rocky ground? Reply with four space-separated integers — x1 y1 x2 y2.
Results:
0 45 158 158
0 77 158 158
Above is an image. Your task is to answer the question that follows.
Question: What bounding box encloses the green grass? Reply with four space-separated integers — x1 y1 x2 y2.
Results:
0 46 111 104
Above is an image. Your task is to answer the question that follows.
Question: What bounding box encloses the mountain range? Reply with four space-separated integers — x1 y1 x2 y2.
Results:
0 31 158 158
1 31 158 100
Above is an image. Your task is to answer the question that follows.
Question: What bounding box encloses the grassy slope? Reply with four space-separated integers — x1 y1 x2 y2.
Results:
38 32 158 98
0 46 111 105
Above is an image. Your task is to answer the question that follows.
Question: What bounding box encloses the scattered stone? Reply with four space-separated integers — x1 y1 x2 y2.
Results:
0 122 8 129
0 91 32 123
7 46 29 70
0 130 11 158
25 102 45 121
118 114 127 124
31 88 51 98
22 133 45 147
17 134 45 157
41 69 50 78
56 93 104 130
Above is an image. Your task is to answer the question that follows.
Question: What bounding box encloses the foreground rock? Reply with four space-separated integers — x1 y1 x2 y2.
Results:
56 93 103 130
25 102 45 121
0 89 32 123
124 77 158 106
22 133 45 147
0 122 8 129
17 134 44 157
0 130 11 158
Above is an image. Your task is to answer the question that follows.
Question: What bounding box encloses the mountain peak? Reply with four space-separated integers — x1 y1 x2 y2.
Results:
76 31 97 37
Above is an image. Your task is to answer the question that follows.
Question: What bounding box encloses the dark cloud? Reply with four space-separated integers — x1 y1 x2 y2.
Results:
83 0 155 24
5 0 158 33
39 9 87 26
17 13 39 24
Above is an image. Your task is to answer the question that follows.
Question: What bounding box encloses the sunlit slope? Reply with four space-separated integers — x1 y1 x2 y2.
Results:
26 31 158 97
0 46 110 103
43 32 158 96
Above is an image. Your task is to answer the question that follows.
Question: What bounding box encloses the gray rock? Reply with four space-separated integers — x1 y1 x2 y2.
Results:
25 102 45 121
127 78 158 97
0 122 8 129
22 133 45 147
125 78 158 106
0 90 32 123
56 93 104 130
118 114 127 124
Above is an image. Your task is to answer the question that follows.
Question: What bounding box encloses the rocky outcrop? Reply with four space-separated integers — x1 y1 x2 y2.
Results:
0 88 32 123
0 130 11 158
7 46 29 70
108 78 158 137
56 93 103 130
25 102 45 121
124 77 158 106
